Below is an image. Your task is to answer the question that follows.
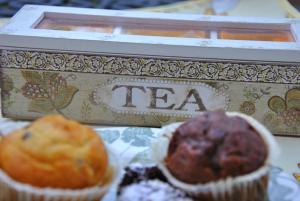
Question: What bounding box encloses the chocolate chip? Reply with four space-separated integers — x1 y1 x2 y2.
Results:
22 131 32 140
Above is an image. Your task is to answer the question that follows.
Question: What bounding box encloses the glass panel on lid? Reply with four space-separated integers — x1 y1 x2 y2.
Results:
36 14 209 38
122 24 208 38
36 13 295 42
219 29 294 42
37 18 114 33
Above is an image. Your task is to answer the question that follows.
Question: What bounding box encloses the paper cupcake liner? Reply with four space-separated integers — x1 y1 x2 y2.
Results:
0 149 121 201
151 112 280 201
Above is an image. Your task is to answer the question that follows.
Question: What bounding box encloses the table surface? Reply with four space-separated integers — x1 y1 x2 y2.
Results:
0 0 299 178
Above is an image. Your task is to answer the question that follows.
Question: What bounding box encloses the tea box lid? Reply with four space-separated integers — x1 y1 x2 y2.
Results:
0 5 300 62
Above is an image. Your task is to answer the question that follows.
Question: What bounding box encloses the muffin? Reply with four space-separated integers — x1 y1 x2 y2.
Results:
152 111 279 201
0 115 119 201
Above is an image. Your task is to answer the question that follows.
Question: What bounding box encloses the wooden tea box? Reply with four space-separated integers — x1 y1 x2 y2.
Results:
0 5 299 136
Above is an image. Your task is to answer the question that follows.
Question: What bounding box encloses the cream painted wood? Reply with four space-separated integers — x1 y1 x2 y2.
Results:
0 5 299 62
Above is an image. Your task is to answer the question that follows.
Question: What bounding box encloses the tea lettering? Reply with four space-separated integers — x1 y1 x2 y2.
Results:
112 85 207 111
147 87 175 110
112 85 145 108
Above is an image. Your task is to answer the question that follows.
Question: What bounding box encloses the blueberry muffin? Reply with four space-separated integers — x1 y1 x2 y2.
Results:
0 115 118 201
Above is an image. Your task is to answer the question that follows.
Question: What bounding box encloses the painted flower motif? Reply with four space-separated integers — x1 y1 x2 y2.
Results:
186 64 200 78
279 67 297 82
51 54 65 70
240 101 256 115
26 53 47 69
263 67 279 82
263 112 282 128
144 61 163 76
268 88 300 127
205 63 219 78
15 52 27 65
21 71 78 115
33 56 47 69
66 56 85 71
46 75 67 100
239 101 256 115
224 64 240 80
244 65 259 80
109 58 126 74
164 61 182 76
86 56 107 72
281 110 300 127
22 82 49 99
122 59 142 74
0 53 9 67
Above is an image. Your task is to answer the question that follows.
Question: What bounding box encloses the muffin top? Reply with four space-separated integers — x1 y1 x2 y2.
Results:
166 111 268 184
0 115 108 189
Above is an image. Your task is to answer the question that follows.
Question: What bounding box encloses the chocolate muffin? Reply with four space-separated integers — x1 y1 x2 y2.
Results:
166 111 268 184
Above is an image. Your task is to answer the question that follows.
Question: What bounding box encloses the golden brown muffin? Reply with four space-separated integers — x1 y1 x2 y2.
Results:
0 115 108 189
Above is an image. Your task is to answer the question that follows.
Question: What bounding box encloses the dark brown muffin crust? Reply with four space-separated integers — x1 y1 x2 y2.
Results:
166 111 268 184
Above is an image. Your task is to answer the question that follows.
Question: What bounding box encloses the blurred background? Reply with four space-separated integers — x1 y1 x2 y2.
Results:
0 0 298 18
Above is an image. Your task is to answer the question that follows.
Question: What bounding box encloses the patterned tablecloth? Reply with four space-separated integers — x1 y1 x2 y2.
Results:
0 119 299 201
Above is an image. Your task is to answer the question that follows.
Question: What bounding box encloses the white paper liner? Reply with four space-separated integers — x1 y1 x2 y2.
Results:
151 112 280 200
0 149 121 201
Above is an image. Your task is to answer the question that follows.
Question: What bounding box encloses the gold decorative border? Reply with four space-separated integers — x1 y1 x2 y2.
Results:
1 50 299 84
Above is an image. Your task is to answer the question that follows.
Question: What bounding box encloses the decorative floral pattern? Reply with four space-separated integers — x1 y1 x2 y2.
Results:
81 101 92 121
1 50 300 84
239 101 256 115
239 86 271 115
20 70 78 115
263 112 283 128
243 86 271 102
268 88 300 127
